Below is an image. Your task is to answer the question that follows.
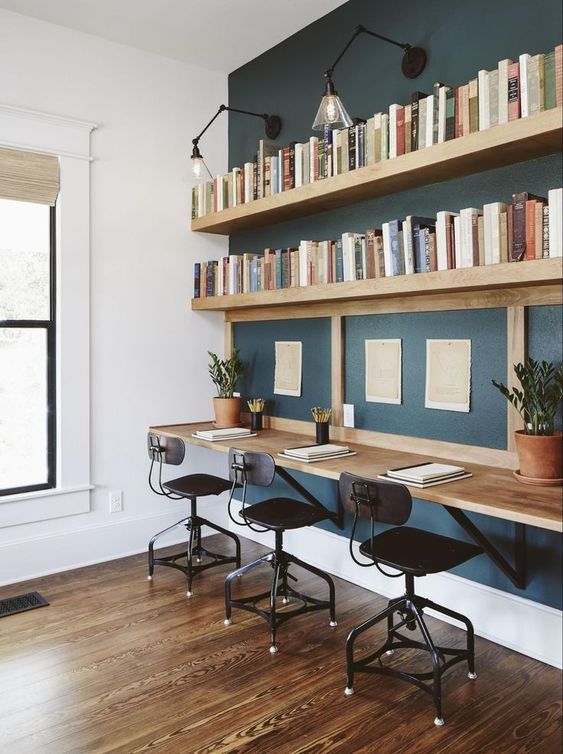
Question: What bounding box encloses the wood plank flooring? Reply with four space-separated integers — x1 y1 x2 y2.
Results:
0 535 561 754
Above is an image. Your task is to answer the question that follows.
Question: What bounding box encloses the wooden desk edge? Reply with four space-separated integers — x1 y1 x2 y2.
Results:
149 423 563 533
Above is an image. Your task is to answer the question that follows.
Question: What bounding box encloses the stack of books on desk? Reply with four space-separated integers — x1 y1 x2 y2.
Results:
279 444 356 463
378 462 473 488
193 427 256 442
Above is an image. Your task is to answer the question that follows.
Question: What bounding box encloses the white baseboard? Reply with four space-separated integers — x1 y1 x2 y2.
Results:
227 515 562 669
0 506 227 587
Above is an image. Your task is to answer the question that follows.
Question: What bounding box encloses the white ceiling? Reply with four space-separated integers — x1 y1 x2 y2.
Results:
0 0 346 72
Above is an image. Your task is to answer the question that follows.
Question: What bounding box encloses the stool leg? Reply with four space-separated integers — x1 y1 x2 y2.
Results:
422 598 477 679
345 600 402 696
269 556 281 653
147 519 188 580
409 602 444 726
290 554 337 626
224 554 270 625
205 520 242 569
186 520 195 598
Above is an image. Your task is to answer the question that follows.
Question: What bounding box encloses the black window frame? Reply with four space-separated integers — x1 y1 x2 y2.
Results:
0 204 56 497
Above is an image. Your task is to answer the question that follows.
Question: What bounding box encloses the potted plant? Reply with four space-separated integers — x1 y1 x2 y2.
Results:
208 348 245 428
492 359 563 484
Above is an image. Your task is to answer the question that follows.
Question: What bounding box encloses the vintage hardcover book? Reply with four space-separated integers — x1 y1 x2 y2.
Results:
542 205 550 258
432 82 444 145
335 239 344 283
349 125 357 170
512 192 546 260
252 159 258 201
548 188 562 257
365 228 376 279
535 201 544 260
460 208 482 267
340 127 349 172
387 220 405 276
477 215 485 266
191 187 198 220
396 105 406 157
497 58 513 124
381 113 389 160
373 114 382 162
425 94 435 147
418 97 428 148
488 69 499 128
527 54 542 116
468 78 479 133
508 62 520 121
404 105 412 153
525 200 539 259
461 84 470 136
193 263 200 298
324 125 333 178
354 235 365 280
365 117 375 165
436 211 458 270
544 50 556 110
499 212 509 263
437 86 449 143
478 69 490 130
374 234 385 277
389 104 399 158
294 143 303 188
519 53 532 117
556 44 563 107
258 140 279 200
410 91 427 151
318 137 326 179
445 88 456 140
357 122 366 168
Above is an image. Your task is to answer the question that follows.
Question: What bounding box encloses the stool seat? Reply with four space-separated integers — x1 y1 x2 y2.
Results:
242 498 329 530
359 526 482 576
164 473 232 498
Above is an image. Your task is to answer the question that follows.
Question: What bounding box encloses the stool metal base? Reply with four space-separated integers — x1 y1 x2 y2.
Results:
225 530 336 650
345 575 476 725
148 499 241 596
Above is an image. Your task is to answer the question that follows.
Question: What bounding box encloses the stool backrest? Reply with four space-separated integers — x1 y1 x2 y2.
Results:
147 433 185 465
339 472 412 525
228 448 276 488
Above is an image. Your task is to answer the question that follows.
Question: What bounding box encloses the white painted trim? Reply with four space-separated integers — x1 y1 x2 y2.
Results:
0 104 97 131
0 488 91 528
227 508 562 669
0 484 94 504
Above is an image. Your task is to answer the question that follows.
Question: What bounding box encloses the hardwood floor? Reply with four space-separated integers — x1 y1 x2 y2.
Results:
0 535 561 753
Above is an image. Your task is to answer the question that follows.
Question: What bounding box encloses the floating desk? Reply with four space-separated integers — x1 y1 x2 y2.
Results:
150 422 563 589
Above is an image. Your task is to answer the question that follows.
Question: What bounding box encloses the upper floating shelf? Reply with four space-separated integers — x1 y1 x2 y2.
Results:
190 108 563 236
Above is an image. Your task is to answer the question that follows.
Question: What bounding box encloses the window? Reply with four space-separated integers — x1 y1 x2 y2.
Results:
0 199 56 495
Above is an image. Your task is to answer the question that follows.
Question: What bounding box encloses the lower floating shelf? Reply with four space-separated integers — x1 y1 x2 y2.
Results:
191 258 563 312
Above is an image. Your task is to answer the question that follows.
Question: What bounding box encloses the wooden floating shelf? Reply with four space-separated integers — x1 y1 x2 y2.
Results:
191 258 563 312
191 108 563 236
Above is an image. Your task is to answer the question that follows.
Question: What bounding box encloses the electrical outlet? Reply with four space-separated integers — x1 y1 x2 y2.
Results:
343 404 355 428
109 490 123 513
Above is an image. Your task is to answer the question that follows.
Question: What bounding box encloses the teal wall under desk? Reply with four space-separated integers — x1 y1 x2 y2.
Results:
227 0 563 609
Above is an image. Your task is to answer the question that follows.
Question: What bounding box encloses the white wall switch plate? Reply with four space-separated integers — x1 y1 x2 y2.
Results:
343 404 355 428
109 490 123 513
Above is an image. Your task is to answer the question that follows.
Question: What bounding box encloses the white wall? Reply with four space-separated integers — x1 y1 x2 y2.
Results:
0 9 230 582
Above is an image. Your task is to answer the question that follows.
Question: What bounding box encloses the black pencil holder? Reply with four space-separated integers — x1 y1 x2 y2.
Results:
315 421 329 444
250 412 263 431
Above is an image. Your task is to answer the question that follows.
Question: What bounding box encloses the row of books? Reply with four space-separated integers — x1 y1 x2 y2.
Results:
193 187 562 297
191 43 563 219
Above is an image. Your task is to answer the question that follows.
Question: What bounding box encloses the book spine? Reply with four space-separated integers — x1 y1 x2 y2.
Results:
428 231 437 272
288 143 295 190
519 53 530 117
525 200 537 259
410 92 423 151
374 235 385 277
354 236 364 280
365 117 375 165
544 51 556 110
438 86 448 143
497 59 512 124
396 106 405 157
556 44 563 107
324 125 333 178
543 205 550 258
445 88 455 140
357 123 365 168
489 69 499 127
512 192 528 261
366 229 376 279
468 78 479 133
425 95 434 146
349 126 357 170
404 106 412 153
432 82 441 145
381 114 389 160
418 97 427 148
193 263 200 298
461 85 470 136
389 221 404 276
527 55 541 116
507 62 520 121
478 70 489 130
336 239 344 283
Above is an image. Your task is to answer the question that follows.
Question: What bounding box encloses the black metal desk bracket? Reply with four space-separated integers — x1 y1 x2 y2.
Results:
276 466 344 530
444 506 526 589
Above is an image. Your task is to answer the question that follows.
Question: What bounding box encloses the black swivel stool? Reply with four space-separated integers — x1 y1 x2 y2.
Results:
340 472 482 726
224 449 337 653
146 433 241 597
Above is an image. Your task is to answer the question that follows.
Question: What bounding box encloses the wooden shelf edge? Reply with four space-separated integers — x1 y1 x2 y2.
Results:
191 258 563 312
191 109 563 236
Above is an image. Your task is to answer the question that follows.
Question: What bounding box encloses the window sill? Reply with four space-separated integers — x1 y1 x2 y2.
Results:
0 484 92 528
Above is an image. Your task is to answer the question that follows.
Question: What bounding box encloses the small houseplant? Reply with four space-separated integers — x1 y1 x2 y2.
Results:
208 348 245 427
492 359 563 483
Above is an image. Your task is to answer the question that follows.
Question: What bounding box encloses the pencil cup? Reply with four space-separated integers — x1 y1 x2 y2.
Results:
250 411 263 432
315 421 329 445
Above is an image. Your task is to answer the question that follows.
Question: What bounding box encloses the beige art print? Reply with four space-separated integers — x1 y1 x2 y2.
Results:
425 339 471 412
365 339 402 404
274 341 302 397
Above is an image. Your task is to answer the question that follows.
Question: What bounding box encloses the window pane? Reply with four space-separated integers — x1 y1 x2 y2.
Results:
0 328 48 491
0 198 50 320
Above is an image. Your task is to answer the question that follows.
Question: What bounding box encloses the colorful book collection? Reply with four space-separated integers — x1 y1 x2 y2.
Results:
193 187 562 298
191 43 563 220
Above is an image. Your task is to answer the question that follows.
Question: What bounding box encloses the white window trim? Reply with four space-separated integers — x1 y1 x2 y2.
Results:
0 104 96 526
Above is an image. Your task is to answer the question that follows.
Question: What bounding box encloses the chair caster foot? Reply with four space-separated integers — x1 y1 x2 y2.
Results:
224 618 232 626
269 644 278 654
468 671 477 680
329 620 338 627
282 597 290 605
434 717 445 727
186 590 194 598
385 649 395 656
344 687 354 696
147 575 153 581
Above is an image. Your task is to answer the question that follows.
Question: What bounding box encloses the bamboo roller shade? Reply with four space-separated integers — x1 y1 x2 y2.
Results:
0 146 60 206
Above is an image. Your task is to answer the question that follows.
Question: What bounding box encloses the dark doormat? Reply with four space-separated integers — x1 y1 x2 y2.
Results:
0 591 49 618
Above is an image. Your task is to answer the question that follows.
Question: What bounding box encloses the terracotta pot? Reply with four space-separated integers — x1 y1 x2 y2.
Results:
514 430 563 481
213 397 241 428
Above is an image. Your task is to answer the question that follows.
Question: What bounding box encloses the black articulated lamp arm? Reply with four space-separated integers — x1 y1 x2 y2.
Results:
325 24 426 83
192 104 281 149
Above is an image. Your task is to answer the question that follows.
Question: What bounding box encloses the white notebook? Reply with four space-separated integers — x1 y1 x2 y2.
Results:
386 462 465 483
283 444 350 459
195 427 252 440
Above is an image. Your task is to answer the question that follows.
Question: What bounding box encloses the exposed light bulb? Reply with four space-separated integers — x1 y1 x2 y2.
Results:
192 155 204 179
325 96 339 124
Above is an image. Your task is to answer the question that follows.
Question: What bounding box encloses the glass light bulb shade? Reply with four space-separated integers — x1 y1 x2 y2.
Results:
191 155 204 179
312 93 353 130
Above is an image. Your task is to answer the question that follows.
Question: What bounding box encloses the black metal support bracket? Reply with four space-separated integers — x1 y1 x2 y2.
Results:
443 506 527 589
276 466 344 530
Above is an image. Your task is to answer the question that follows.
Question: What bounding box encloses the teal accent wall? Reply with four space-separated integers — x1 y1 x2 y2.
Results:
228 0 563 609
344 309 507 448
